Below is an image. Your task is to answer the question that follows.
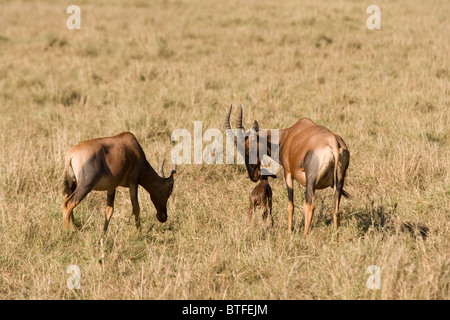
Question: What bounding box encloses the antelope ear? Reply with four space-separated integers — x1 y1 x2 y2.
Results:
172 168 185 181
252 120 259 132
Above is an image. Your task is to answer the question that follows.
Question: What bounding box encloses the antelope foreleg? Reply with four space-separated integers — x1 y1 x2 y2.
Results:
129 184 141 230
285 172 294 233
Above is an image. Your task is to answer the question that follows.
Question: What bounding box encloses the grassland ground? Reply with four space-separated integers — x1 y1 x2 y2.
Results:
0 0 448 299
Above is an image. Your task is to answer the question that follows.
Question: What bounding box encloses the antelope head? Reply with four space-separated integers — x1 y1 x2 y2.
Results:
225 105 273 182
148 158 182 222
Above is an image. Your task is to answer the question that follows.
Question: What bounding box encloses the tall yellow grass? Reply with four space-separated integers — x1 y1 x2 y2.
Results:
0 0 448 299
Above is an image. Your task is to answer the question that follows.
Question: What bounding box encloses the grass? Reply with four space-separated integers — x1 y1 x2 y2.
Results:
0 0 449 299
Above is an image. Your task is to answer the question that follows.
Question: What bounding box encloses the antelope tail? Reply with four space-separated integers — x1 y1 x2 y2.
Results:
63 156 76 196
341 189 351 199
331 143 351 199
63 170 71 196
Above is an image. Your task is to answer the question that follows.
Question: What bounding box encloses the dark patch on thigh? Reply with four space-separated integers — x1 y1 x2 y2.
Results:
77 155 106 188
303 150 319 204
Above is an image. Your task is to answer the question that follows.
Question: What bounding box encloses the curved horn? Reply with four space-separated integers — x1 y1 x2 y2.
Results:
158 158 165 178
225 104 237 145
225 104 232 130
234 104 246 153
236 104 243 129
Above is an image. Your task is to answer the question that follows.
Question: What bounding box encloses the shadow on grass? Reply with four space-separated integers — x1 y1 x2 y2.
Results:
346 200 429 239
351 200 397 234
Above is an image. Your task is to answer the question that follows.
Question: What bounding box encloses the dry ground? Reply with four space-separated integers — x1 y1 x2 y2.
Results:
0 0 449 299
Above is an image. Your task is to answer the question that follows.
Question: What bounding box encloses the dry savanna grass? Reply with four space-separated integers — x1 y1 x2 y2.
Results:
0 0 449 299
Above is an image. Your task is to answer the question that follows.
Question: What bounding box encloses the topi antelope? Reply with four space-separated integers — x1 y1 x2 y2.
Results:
225 105 350 238
247 175 276 226
62 132 182 233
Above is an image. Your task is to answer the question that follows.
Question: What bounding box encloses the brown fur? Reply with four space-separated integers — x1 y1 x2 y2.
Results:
62 132 181 233
226 105 350 238
247 176 273 225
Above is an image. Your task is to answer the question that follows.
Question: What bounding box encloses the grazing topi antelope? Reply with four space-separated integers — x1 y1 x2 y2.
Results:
62 132 182 233
247 175 276 226
225 105 350 238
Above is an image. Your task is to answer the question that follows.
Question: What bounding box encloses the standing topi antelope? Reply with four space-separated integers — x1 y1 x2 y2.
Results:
62 132 182 233
225 105 350 238
247 175 276 226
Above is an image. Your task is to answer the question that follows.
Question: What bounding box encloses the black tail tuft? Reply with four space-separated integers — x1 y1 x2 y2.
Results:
342 189 351 199
63 172 71 196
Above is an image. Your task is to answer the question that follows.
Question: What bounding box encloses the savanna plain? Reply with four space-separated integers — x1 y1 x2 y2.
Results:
0 0 449 299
